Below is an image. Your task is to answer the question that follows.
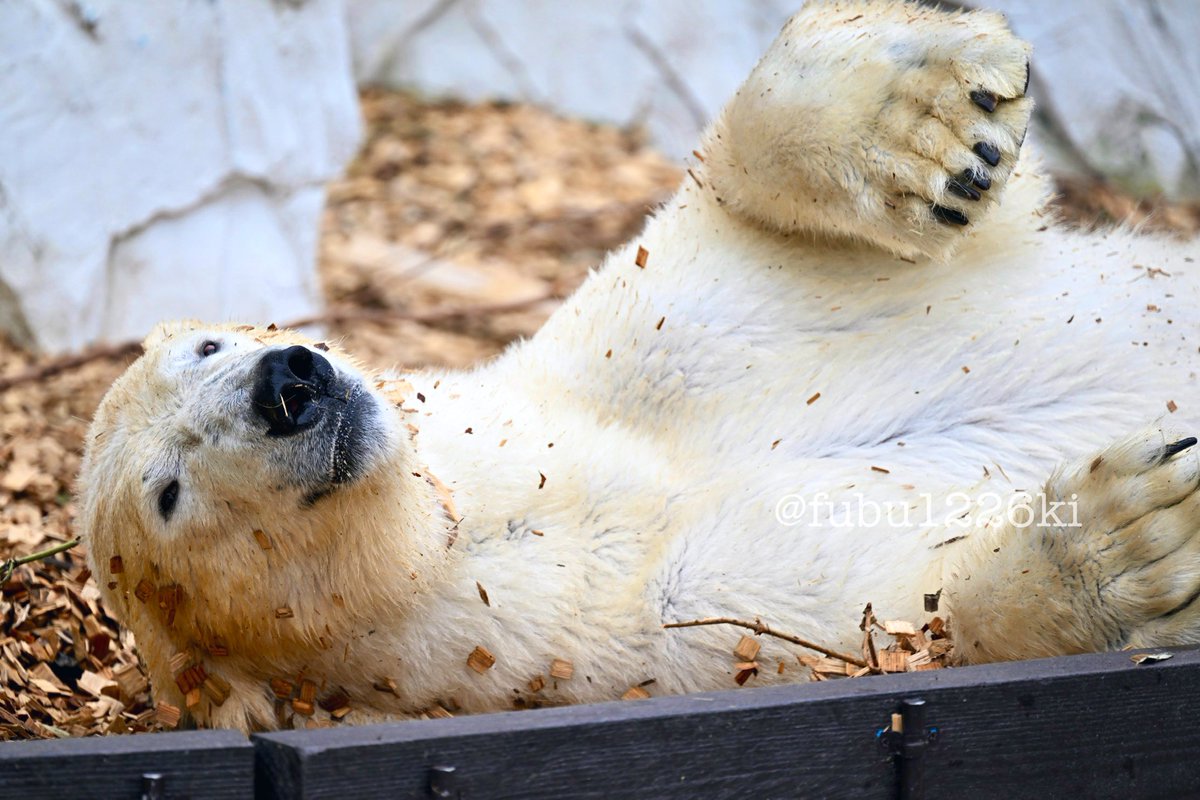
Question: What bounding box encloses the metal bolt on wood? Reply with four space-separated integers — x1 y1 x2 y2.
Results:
877 697 939 800
430 764 461 799
140 772 164 800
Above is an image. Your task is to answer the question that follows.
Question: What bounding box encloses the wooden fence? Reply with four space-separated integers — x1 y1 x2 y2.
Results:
5 648 1200 799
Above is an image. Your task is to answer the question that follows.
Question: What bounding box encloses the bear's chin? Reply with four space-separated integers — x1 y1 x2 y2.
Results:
292 385 385 506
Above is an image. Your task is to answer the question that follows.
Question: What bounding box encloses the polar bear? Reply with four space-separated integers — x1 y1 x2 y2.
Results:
80 0 1200 733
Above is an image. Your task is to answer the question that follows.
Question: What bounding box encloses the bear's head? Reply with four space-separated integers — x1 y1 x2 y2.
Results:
76 321 447 718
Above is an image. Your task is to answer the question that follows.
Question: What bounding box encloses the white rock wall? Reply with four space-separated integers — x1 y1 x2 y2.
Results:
347 0 1200 199
0 0 362 352
984 0 1200 199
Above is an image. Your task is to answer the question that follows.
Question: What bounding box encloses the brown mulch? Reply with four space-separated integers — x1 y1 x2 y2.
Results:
1 89 1196 739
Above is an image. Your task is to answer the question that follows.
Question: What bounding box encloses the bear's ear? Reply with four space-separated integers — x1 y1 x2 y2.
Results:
141 319 204 351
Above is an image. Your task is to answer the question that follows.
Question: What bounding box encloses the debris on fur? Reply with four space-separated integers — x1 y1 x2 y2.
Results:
467 645 496 674
621 685 651 701
732 604 954 686
1129 651 1172 665
549 658 575 681
0 87 1193 739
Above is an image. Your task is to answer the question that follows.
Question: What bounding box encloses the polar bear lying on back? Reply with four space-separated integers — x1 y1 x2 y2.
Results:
80 0 1200 732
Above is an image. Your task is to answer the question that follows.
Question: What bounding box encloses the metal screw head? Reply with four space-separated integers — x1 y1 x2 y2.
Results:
141 773 164 800
430 764 460 799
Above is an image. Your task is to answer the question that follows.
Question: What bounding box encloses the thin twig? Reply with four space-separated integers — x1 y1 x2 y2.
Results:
664 616 869 668
0 342 143 393
0 538 81 584
0 293 561 394
283 292 558 330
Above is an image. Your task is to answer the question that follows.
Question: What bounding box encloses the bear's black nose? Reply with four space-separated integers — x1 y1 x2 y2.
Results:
253 345 335 436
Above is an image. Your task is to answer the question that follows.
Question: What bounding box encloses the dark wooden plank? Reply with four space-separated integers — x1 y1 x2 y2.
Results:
253 647 1200 800
0 729 253 799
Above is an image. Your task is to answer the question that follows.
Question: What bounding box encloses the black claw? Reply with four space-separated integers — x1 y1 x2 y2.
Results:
947 178 981 202
965 168 991 191
969 89 997 113
974 141 1001 167
1023 61 1031 95
1162 437 1199 461
931 204 969 226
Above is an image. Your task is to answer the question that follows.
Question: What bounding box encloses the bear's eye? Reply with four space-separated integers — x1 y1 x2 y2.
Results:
158 480 180 521
199 340 220 358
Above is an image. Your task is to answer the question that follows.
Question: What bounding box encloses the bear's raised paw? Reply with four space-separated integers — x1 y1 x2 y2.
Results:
702 1 1034 260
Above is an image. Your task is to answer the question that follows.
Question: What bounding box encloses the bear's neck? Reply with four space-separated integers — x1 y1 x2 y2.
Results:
147 452 457 677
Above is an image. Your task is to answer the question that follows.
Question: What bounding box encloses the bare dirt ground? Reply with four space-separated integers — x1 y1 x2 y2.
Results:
1 89 1197 739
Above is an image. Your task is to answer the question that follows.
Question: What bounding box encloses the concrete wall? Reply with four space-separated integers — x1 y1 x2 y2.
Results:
0 0 362 352
348 0 1200 198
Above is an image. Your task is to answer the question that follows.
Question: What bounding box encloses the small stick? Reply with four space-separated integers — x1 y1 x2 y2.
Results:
0 293 561 394
0 341 143 393
664 616 868 668
282 292 559 330
0 538 82 584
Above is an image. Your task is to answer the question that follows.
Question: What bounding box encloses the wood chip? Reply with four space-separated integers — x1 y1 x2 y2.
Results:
427 704 454 719
635 245 649 268
154 702 181 729
549 658 574 680
317 689 350 713
1131 652 1173 665
275 606 294 619
133 579 155 603
907 649 933 669
113 664 148 700
291 699 314 717
168 652 190 675
424 467 462 523
621 686 651 700
174 665 207 695
156 584 183 625
733 635 761 662
528 675 546 693
203 674 231 706
252 529 273 550
1167 400 1178 413
467 645 496 674
476 581 490 607
270 678 294 700
882 620 917 636
77 670 117 699
108 556 123 574
734 667 758 686
878 650 909 673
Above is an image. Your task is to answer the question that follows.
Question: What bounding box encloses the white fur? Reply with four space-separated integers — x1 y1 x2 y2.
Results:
81 1 1200 731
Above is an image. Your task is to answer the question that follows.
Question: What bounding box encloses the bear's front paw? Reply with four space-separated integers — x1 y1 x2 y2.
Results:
867 19 1032 246
704 4 1035 260
1047 429 1200 648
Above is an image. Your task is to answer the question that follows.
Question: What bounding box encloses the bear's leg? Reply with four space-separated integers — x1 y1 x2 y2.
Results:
947 428 1200 662
700 0 1033 260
